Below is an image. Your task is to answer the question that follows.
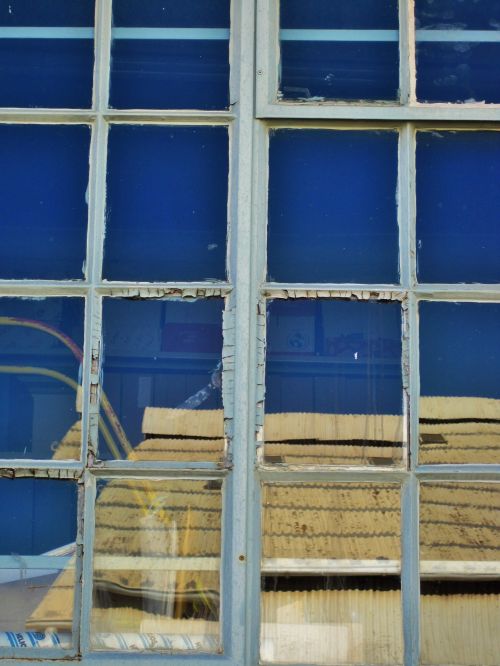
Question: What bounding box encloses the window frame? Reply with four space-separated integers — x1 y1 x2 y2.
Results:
256 0 500 121
253 1 500 658
0 0 256 663
0 1 499 665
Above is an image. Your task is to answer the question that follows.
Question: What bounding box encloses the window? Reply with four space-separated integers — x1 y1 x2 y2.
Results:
0 2 498 665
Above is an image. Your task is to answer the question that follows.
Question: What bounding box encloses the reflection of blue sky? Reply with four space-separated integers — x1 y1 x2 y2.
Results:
420 302 500 399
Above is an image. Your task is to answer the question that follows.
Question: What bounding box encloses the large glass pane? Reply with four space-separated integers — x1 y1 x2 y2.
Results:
0 298 84 460
279 0 399 102
415 0 500 103
91 478 222 651
110 0 230 110
268 130 399 284
0 1 94 108
420 483 500 666
0 479 77 648
265 300 404 466
99 298 224 462
261 482 402 665
417 131 500 284
103 125 228 282
419 302 500 465
0 125 90 280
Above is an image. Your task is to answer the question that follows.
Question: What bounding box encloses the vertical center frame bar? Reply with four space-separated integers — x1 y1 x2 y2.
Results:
225 0 259 663
403 119 421 665
79 0 113 654
399 122 415 474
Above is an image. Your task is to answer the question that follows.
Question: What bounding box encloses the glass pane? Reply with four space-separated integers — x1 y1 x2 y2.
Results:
268 130 399 284
103 125 228 282
0 1 94 108
417 131 500 284
0 479 77 648
261 482 402 665
419 302 500 465
0 125 90 280
279 0 399 102
265 300 404 466
110 0 230 110
0 297 84 460
415 0 500 103
420 483 500 666
91 478 222 652
99 298 224 462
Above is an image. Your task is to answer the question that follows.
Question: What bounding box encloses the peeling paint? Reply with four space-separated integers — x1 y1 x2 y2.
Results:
222 301 236 464
115 286 230 299
263 288 406 301
255 298 267 440
0 467 81 480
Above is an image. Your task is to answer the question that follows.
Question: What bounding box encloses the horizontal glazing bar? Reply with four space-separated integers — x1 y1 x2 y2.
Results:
0 27 230 40
260 104 500 121
95 283 231 296
258 468 409 482
263 285 500 301
91 461 226 472
0 283 232 297
280 29 500 43
90 465 227 479
262 285 405 299
0 283 89 296
0 460 82 475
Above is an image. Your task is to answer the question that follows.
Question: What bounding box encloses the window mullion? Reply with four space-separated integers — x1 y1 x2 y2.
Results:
224 0 259 663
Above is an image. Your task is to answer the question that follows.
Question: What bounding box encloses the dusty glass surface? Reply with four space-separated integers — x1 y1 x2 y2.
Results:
0 0 94 108
98 298 224 462
0 479 77 648
261 482 402 665
264 300 404 466
0 298 84 460
416 131 500 284
279 0 399 102
0 125 90 280
415 0 500 103
110 0 230 110
420 483 500 666
279 0 399 101
267 130 399 284
91 478 222 652
419 302 500 464
103 125 228 282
